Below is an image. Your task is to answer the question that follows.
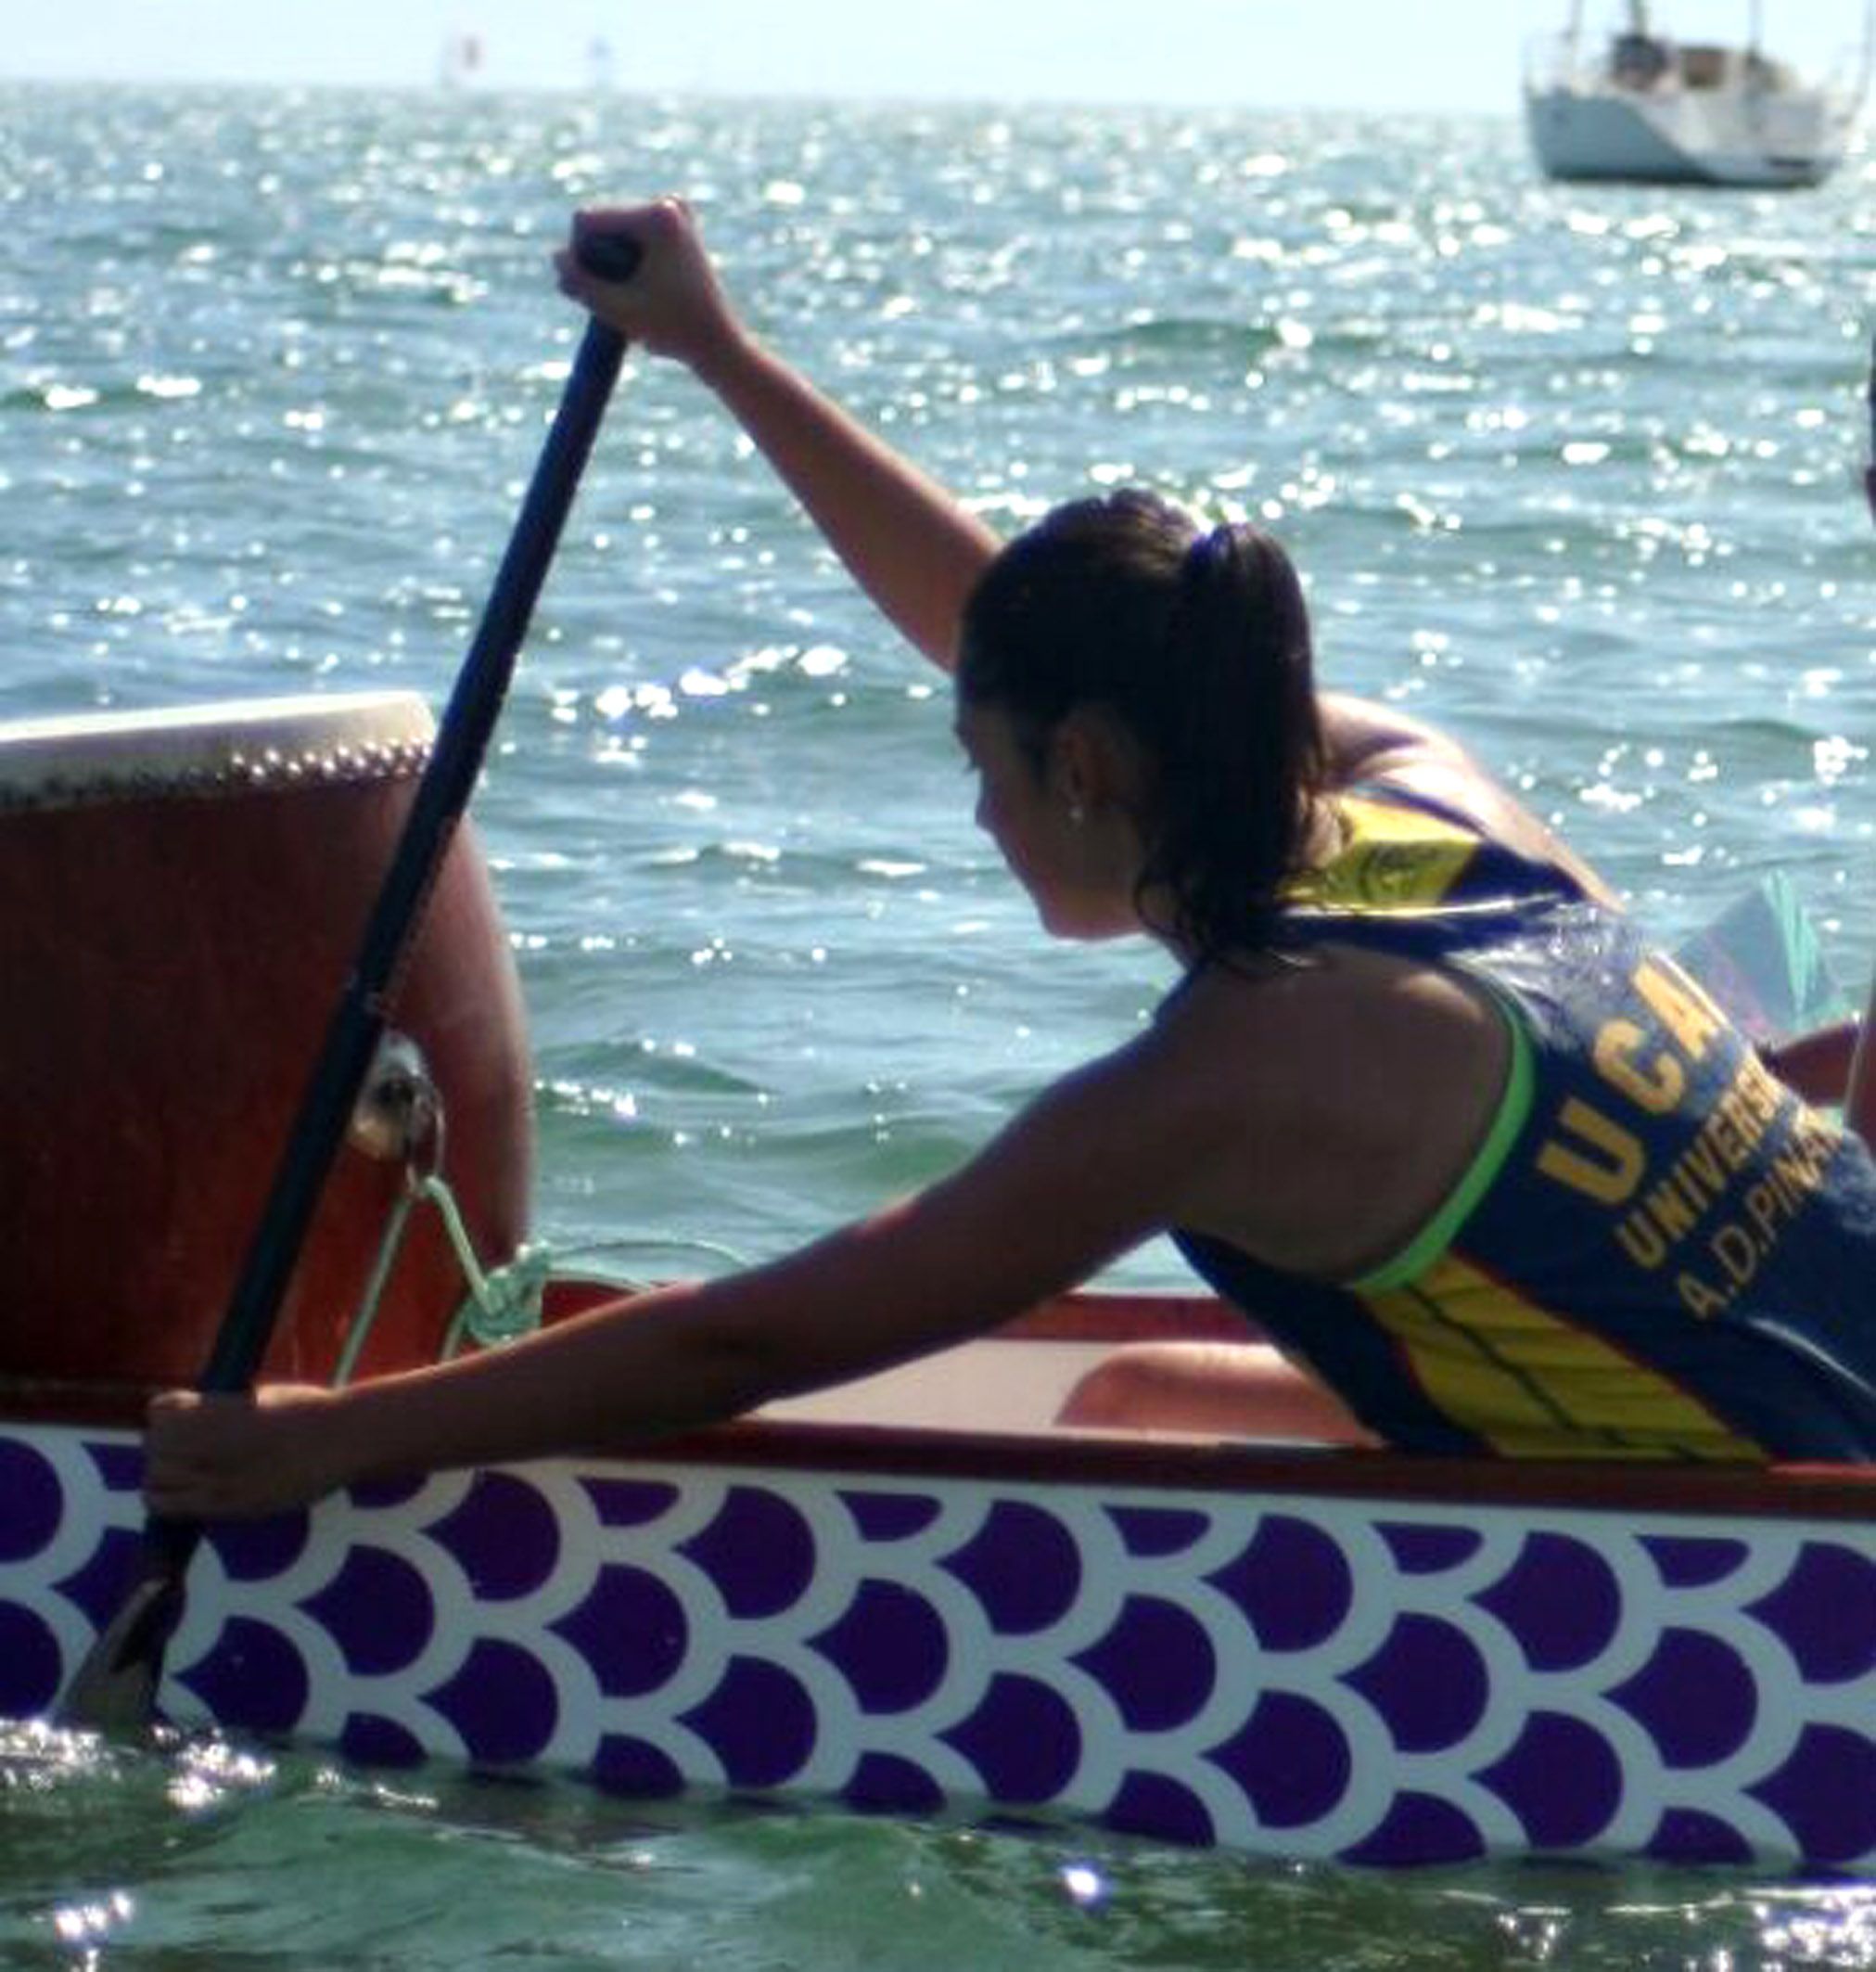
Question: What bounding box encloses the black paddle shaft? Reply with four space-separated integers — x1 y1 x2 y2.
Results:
1866 328 1876 523
58 233 642 1725
204 256 636 1392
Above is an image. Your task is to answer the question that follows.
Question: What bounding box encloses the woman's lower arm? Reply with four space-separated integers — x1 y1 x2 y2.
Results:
328 1278 774 1484
150 1270 838 1520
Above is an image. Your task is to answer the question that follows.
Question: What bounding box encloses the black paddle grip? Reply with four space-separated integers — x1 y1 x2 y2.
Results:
576 233 644 284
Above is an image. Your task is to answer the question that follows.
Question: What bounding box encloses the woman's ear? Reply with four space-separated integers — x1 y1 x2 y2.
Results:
1046 706 1146 818
1044 716 1094 815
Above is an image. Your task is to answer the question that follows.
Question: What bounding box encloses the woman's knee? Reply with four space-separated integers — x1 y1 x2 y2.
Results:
1056 1341 1376 1444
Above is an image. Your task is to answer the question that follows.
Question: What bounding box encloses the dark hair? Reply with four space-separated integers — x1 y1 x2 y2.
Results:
957 490 1326 962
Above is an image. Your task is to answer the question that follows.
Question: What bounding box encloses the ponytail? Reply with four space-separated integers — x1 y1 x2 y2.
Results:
958 492 1325 962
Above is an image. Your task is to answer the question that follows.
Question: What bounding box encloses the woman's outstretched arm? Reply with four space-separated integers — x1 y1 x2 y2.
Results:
143 1024 1222 1519
556 198 1000 671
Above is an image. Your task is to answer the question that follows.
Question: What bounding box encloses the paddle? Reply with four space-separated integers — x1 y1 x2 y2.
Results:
1852 331 1876 1146
1867 326 1876 526
58 230 644 1732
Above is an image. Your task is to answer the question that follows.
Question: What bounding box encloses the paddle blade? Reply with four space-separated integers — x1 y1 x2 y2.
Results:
55 1536 191 1733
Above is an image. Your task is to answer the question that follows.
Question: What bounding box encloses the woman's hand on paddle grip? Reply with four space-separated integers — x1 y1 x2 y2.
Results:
555 198 747 381
145 1385 345 1521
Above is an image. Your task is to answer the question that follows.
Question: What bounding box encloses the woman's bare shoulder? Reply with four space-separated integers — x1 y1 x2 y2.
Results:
1319 692 1474 782
1152 952 1446 1131
1153 949 1516 1274
1320 693 1618 905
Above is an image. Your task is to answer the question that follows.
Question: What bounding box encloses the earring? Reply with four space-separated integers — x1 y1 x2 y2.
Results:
1067 801 1086 826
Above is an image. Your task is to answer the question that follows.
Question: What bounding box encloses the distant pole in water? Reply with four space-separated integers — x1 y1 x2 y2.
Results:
439 31 483 89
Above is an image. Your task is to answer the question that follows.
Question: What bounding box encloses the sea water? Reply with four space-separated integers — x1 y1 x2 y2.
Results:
2 80 1873 1967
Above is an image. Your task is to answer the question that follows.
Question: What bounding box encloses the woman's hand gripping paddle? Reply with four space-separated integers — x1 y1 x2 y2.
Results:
57 230 644 1733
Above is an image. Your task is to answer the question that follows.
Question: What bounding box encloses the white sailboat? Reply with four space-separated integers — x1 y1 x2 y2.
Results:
1524 2 1871 186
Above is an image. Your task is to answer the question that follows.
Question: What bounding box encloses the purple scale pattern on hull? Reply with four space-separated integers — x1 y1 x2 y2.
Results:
1649 1807 1757 1865
0 1441 61 1562
943 1500 1081 1635
1647 1534 1751 1588
1348 1615 1489 1754
179 1614 310 1738
1750 1725 1876 1865
1211 1691 1351 1830
1105 1770 1214 1846
552 1564 687 1699
581 1476 681 1528
682 1487 816 1620
943 1672 1083 1803
846 1750 946 1815
428 1637 559 1765
1748 1543 1876 1684
428 1471 562 1601
0 1602 62 1715
1346 1791 1487 1868
1477 1531 1621 1672
1075 1594 1215 1733
2 1423 1872 1872
1377 1522 1483 1574
840 1491 943 1543
54 1525 144 1630
593 1734 685 1798
1613 1627 1758 1769
208 1513 310 1583
88 1441 142 1493
1479 1710 1623 1850
813 1578 949 1713
1206 1513 1351 1652
1108 1505 1211 1558
341 1713 428 1768
684 1657 816 1788
303 1545 437 1678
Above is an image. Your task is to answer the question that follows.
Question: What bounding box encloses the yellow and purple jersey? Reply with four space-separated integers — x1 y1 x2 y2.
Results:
1174 788 1876 1461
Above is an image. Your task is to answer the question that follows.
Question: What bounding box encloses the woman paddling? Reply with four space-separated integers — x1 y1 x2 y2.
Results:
147 200 1876 1516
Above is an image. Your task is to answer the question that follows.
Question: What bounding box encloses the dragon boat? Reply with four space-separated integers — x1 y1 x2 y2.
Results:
6 1290 1876 1872
2 693 1871 1873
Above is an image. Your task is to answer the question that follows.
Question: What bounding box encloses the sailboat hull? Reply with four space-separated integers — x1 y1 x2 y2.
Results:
1527 84 1842 186
1523 21 1860 190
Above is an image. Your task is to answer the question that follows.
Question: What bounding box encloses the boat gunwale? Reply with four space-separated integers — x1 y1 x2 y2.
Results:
6 1283 1875 1523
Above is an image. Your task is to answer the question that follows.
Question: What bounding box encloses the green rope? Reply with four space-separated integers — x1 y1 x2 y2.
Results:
553 1233 751 1278
333 1191 417 1388
333 1172 551 1384
439 1236 555 1358
333 1177 753 1385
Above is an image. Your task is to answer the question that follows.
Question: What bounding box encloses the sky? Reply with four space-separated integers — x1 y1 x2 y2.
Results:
0 2 1681 113
4 3 1856 114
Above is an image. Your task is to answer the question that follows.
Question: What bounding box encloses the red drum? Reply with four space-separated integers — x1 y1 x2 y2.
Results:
0 692 533 1391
